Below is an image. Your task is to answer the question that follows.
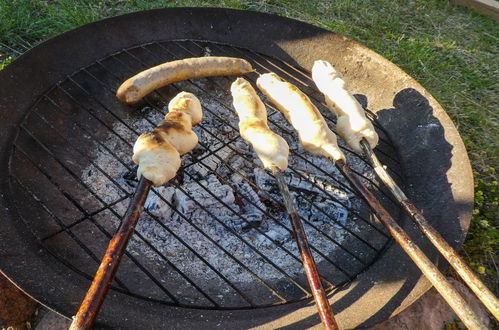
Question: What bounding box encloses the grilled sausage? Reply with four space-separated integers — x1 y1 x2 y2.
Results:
256 73 345 162
117 57 254 104
231 78 289 171
312 60 378 152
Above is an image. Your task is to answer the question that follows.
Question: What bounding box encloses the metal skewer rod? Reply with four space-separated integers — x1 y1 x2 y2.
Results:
271 166 339 330
69 177 153 330
336 161 487 330
360 139 499 320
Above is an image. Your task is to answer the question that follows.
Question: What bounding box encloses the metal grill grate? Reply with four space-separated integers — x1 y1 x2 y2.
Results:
8 40 404 309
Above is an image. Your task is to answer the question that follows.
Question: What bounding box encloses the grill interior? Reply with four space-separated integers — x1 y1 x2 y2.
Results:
8 40 405 309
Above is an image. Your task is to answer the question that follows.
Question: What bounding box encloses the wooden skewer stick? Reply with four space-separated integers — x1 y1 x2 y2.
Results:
336 161 487 330
69 177 153 330
360 139 499 320
271 166 339 330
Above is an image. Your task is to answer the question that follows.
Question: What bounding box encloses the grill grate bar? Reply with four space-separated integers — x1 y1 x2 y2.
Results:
40 88 256 308
41 196 130 241
59 74 295 306
182 134 241 168
73 62 310 302
9 167 131 293
8 41 402 309
121 47 376 265
75 63 311 303
17 121 182 304
151 41 394 234
83 57 359 285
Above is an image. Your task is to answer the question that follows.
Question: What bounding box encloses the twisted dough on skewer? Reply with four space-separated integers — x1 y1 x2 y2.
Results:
231 78 289 171
132 133 181 187
312 60 378 153
168 91 203 126
256 73 345 162
132 92 203 186
157 92 202 155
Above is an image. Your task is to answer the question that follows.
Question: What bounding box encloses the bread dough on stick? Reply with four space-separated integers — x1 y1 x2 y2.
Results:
231 78 289 171
132 132 181 186
312 60 378 152
168 91 203 126
256 73 345 162
132 92 203 186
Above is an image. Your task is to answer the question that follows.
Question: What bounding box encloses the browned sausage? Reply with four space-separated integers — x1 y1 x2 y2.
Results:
116 56 253 104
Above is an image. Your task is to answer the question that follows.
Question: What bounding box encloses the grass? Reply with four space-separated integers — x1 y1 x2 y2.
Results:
1 0 497 293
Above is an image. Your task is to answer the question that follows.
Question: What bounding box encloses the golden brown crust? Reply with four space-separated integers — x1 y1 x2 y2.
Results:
131 91 203 186
154 107 197 155
231 78 289 171
116 57 253 104
257 72 346 162
132 132 181 186
168 92 203 126
312 60 379 152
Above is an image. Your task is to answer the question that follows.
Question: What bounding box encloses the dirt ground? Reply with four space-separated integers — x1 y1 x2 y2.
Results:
0 275 37 330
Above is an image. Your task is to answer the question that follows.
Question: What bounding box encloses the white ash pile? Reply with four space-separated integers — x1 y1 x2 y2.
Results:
81 79 377 290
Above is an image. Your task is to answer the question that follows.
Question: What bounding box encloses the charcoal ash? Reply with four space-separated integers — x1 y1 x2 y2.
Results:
81 78 378 294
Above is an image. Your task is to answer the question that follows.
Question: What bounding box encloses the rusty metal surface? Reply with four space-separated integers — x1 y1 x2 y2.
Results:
0 8 474 329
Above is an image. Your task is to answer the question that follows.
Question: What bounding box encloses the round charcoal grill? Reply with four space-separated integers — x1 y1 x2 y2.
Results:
0 8 473 329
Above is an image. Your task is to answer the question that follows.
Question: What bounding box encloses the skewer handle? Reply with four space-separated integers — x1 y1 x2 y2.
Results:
272 168 339 330
69 177 153 330
337 162 487 330
360 139 499 320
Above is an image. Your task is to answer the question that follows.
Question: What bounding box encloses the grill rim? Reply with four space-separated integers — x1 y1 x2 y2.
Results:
0 7 474 329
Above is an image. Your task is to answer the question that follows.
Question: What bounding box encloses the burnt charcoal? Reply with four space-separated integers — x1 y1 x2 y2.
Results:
242 220 262 232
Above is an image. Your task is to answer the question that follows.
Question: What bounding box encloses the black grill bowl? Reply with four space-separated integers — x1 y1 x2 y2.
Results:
0 8 473 329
